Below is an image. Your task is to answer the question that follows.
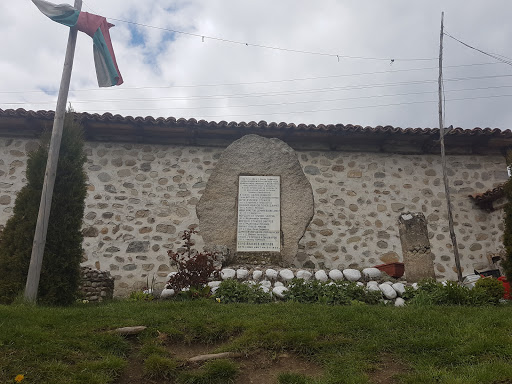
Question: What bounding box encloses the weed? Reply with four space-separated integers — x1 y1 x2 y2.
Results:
143 354 179 379
178 359 238 384
215 279 272 304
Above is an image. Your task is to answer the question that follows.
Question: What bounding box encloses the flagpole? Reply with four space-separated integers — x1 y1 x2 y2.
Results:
24 0 83 303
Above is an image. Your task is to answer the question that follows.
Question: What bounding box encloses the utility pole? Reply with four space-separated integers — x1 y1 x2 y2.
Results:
24 0 83 302
438 12 463 282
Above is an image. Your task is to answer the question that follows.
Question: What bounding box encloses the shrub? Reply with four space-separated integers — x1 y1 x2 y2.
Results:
286 279 381 305
473 277 504 304
0 112 87 305
167 229 220 297
215 279 272 304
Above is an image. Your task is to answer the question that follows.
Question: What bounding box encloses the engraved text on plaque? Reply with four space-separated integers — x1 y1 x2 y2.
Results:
237 176 280 252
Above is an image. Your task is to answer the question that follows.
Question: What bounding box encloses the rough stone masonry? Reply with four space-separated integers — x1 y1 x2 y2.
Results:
0 113 509 296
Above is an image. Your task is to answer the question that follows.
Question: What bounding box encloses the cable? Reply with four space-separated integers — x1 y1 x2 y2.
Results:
444 31 512 67
0 62 506 95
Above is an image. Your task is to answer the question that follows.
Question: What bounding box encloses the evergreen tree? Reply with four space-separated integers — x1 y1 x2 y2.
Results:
0 112 87 305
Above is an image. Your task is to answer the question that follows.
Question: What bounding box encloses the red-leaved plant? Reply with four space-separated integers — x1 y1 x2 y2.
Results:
166 229 220 296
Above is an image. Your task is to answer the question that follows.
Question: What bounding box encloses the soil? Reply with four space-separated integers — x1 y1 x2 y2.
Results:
370 354 409 384
116 336 323 384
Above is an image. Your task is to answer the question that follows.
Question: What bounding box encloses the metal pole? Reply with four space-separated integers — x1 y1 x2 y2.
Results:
24 0 83 302
438 12 463 282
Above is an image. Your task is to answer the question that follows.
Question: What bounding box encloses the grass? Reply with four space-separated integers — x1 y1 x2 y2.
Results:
1 300 512 383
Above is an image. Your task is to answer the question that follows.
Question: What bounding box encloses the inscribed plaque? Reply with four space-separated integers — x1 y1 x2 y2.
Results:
237 176 281 252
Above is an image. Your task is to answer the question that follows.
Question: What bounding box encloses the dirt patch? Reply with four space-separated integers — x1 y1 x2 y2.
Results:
116 338 323 384
235 351 323 384
370 354 409 384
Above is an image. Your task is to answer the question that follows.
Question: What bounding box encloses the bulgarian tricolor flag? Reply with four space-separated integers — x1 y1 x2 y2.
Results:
32 0 123 87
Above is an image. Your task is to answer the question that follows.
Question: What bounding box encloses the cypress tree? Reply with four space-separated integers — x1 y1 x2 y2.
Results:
0 112 87 305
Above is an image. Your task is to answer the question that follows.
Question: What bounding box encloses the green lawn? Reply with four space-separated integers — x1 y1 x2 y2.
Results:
1 300 512 383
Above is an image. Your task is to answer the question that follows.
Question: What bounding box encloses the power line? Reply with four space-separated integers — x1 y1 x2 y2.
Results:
0 61 504 95
444 31 512 67
5 84 512 108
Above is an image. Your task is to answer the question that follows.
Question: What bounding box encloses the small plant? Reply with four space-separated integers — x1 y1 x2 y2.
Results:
143 354 179 380
129 290 154 302
178 359 238 384
215 279 272 304
166 229 220 297
474 277 504 304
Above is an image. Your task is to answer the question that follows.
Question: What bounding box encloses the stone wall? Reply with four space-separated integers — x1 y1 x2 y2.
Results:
0 136 508 296
78 266 114 302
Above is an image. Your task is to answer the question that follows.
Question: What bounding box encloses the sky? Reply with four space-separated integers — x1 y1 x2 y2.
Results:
1 1 512 129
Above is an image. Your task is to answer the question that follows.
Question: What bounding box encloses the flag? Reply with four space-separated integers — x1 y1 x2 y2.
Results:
32 0 123 87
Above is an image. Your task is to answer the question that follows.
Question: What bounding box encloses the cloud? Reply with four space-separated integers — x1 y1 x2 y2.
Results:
1 0 511 129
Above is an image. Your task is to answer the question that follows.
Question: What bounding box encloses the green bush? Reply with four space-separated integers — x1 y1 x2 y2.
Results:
0 112 87 305
286 279 381 305
474 277 504 304
215 279 272 304
407 278 503 306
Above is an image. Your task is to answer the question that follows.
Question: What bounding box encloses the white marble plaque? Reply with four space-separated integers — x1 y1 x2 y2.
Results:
237 176 280 252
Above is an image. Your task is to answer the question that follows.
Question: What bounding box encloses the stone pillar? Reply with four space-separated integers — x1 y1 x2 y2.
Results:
398 212 436 282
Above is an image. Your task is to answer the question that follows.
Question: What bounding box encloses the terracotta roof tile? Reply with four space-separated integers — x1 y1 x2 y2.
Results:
469 184 506 211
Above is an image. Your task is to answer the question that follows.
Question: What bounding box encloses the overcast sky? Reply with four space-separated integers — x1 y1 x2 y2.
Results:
1 1 512 129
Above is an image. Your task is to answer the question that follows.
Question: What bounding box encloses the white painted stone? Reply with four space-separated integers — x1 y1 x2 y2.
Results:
272 286 288 299
266 268 279 280
367 284 381 293
236 268 249 279
279 269 295 281
343 269 362 282
296 270 312 280
211 286 219 294
315 270 328 282
356 282 364 287
160 288 175 299
261 286 270 293
362 267 382 280
274 281 284 287
379 283 397 299
260 280 272 288
392 283 406 296
208 281 222 288
221 268 236 280
367 281 379 286
395 297 406 307
166 272 177 280
328 269 344 281
411 283 419 290
253 270 263 280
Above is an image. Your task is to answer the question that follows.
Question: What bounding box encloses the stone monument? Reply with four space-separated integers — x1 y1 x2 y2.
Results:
398 212 436 282
196 134 314 266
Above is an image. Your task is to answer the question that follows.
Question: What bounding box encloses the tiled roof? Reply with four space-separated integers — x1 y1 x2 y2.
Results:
1 107 511 136
469 184 506 211
2 108 512 153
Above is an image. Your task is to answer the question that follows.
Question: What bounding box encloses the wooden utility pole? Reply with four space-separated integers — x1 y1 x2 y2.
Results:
438 12 463 282
24 0 83 302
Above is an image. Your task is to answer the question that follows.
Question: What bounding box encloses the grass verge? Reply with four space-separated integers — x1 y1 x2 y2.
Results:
1 300 512 383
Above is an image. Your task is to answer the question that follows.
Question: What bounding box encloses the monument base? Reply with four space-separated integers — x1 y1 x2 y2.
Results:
235 251 283 266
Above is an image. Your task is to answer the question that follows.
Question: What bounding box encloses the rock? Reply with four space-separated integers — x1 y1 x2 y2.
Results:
188 352 241 363
253 270 263 280
362 267 382 280
343 269 362 282
296 270 312 280
379 284 397 299
221 268 236 280
236 269 249 279
260 280 272 288
411 283 419 290
315 270 328 282
166 272 177 280
274 281 284 287
279 269 295 281
367 281 379 286
328 269 344 281
160 289 175 299
211 287 219 294
115 326 147 336
367 284 381 292
272 286 288 299
261 286 270 293
196 135 314 265
126 241 149 253
356 282 364 287
266 269 278 280
394 298 406 307
208 281 222 288
392 283 406 296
